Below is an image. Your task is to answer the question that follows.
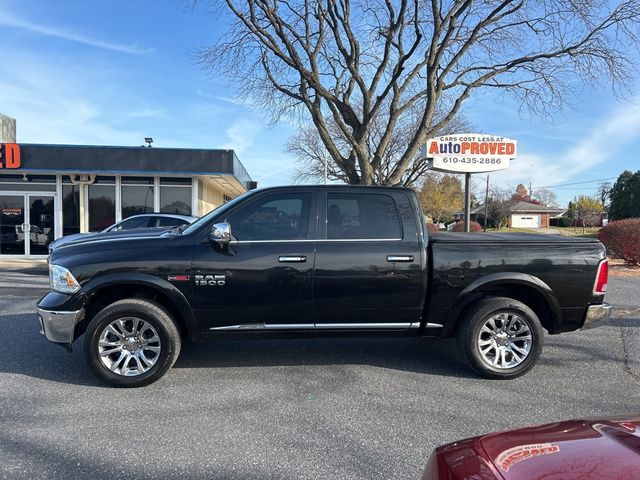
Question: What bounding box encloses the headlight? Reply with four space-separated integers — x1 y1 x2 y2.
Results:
49 264 81 294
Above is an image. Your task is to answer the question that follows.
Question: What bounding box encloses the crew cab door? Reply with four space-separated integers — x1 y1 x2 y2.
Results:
191 191 317 331
313 190 424 329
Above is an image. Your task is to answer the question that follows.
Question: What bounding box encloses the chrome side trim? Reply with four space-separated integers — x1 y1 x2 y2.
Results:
37 307 85 344
210 323 315 331
265 323 315 330
316 322 411 329
426 322 444 328
210 322 413 331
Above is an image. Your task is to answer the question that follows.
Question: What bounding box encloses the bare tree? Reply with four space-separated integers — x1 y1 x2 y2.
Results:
597 181 613 207
570 195 605 232
485 185 513 229
198 0 640 185
532 188 559 207
288 108 471 185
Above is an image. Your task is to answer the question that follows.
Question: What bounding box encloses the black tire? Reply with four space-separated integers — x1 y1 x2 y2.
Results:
457 296 544 379
84 299 181 387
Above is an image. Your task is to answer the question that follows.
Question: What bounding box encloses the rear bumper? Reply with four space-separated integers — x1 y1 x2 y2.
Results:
581 303 612 330
36 306 85 346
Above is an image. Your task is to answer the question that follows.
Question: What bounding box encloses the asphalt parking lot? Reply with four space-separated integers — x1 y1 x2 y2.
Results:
1 268 639 480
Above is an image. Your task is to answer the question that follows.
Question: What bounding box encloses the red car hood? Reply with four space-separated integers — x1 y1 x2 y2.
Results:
428 416 640 480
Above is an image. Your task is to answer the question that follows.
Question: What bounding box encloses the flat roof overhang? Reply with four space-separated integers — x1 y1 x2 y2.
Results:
7 143 254 190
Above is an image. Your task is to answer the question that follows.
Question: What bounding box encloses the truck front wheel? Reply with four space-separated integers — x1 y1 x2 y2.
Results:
457 297 544 379
84 299 181 387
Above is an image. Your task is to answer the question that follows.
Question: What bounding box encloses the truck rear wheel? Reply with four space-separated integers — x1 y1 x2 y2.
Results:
84 299 181 387
457 297 544 379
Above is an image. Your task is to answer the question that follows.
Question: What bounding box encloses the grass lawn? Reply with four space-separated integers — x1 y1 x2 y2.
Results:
485 227 542 234
484 226 600 238
553 226 600 238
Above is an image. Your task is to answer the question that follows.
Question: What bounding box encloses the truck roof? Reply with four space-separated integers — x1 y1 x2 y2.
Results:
251 184 414 193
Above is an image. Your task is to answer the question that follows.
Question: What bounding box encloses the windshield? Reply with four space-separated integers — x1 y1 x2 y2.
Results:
181 190 254 235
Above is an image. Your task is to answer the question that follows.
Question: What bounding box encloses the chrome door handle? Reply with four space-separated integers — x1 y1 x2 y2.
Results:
278 255 307 263
387 255 414 262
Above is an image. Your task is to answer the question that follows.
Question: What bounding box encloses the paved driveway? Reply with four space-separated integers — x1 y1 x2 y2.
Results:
0 269 639 480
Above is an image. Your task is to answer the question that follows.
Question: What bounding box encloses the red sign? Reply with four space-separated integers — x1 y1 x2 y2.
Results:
1 208 22 215
0 143 21 169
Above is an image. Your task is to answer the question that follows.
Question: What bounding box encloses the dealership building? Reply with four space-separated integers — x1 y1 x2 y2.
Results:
0 127 255 257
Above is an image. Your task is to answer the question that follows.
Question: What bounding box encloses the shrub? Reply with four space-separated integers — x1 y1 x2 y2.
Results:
426 222 440 233
598 218 640 265
451 220 483 232
550 217 574 228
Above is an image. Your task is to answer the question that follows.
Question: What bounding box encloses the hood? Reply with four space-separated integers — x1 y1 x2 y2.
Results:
480 416 640 479
49 232 96 249
52 227 172 251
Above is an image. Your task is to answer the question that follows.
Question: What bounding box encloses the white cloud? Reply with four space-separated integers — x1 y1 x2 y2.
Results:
489 101 640 194
222 119 261 154
0 9 151 55
0 48 145 145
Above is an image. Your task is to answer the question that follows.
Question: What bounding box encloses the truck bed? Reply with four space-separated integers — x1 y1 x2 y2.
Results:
429 232 599 243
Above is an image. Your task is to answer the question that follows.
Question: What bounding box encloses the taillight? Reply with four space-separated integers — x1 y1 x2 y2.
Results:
594 259 608 294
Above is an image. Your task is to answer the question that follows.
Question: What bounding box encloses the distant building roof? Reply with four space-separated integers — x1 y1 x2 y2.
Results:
455 201 565 216
509 201 564 213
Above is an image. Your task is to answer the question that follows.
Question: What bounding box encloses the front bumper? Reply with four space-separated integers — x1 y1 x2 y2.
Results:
581 303 612 330
36 306 85 346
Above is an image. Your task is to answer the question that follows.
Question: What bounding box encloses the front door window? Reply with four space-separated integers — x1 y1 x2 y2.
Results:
0 195 25 255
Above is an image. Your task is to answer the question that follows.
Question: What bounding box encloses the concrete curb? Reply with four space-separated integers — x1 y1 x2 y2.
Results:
0 259 48 275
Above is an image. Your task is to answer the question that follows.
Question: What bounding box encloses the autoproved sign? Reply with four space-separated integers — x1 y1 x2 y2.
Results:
425 134 516 173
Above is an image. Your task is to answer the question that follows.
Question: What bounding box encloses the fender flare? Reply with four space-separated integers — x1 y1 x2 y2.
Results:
443 272 561 336
82 272 200 341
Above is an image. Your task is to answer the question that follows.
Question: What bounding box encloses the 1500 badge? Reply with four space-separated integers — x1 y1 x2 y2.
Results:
195 274 226 286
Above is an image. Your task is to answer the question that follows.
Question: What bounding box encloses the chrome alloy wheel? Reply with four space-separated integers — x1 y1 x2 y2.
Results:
477 312 532 369
97 318 161 376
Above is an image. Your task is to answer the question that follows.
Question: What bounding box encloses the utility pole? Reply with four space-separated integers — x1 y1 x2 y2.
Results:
484 175 490 232
323 153 328 185
464 173 471 232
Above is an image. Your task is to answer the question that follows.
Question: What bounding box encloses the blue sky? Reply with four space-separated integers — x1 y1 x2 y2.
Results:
1 0 638 206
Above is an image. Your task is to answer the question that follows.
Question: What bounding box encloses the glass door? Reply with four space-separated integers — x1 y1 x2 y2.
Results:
27 194 55 255
0 195 26 255
0 193 56 256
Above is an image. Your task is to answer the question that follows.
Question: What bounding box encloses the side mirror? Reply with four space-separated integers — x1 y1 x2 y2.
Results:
210 222 231 246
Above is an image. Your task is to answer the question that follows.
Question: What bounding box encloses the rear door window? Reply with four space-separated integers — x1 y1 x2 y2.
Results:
326 193 401 240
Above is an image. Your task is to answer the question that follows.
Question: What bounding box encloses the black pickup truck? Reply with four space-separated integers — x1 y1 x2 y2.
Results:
37 185 610 387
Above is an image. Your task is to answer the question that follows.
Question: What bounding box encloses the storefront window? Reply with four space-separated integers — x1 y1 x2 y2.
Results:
121 177 154 218
159 178 192 215
0 174 56 191
88 176 115 232
62 182 80 236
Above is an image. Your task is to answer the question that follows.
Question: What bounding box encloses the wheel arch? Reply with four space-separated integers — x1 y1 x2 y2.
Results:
74 273 199 343
443 272 561 337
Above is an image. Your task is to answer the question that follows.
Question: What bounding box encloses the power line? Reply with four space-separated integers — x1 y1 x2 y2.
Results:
536 177 617 189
